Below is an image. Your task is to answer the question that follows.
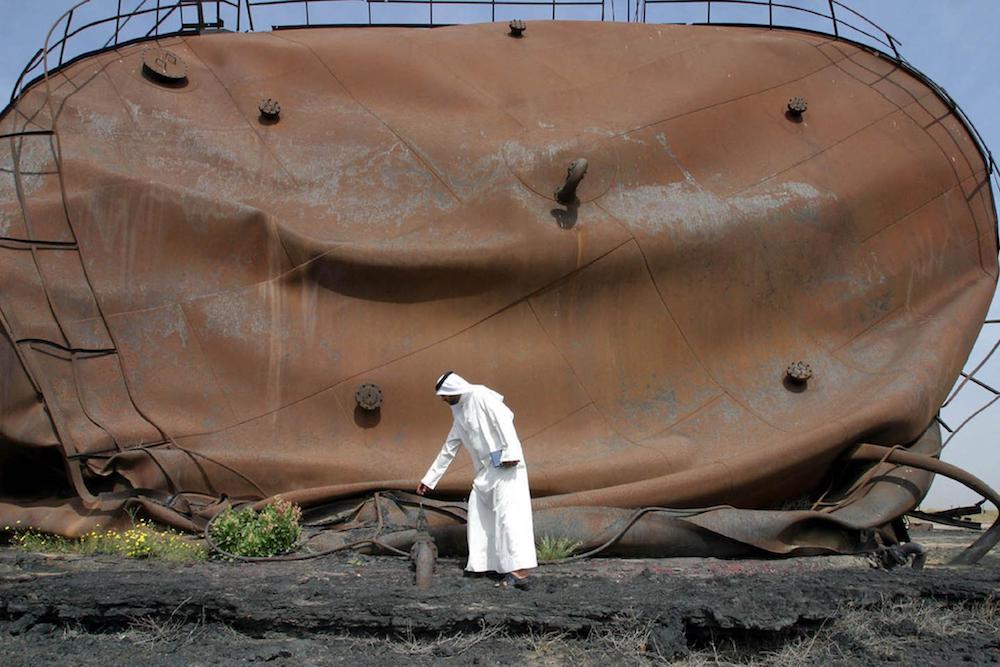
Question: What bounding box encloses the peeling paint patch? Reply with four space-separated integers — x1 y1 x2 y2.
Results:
730 182 834 224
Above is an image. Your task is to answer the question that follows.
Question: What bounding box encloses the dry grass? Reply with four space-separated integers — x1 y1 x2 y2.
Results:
288 596 1000 665
332 612 662 664
589 610 662 661
522 628 588 666
118 597 207 646
367 619 507 657
680 595 1000 666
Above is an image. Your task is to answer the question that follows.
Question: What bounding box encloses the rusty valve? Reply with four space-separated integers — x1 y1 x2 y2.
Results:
508 20 526 38
354 383 383 411
410 504 438 590
785 361 813 384
259 98 281 121
554 158 589 205
786 96 808 119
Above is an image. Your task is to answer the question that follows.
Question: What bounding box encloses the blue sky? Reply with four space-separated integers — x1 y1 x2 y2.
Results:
1 1 997 509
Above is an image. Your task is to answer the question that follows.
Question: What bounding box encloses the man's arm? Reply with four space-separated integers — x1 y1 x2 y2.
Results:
495 410 522 466
474 393 523 467
417 424 462 494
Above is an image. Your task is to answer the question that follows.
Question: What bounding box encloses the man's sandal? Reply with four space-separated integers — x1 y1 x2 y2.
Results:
496 573 531 590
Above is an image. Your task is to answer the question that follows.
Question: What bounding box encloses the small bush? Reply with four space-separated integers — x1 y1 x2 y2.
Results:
8 519 205 561
536 535 582 561
209 498 302 558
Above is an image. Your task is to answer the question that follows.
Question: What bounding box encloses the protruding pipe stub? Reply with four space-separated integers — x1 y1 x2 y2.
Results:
354 383 383 411
508 19 526 38
786 96 808 119
554 158 589 205
259 98 281 121
410 504 438 590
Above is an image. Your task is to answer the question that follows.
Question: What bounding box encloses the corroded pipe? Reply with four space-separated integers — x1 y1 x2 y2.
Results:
850 444 1000 565
895 542 926 570
409 505 438 589
411 539 437 589
882 542 926 570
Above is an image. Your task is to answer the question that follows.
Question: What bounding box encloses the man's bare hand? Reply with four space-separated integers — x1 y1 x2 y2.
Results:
416 483 430 496
500 460 520 468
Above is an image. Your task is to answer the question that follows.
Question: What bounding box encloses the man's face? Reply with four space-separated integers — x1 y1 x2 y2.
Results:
440 394 461 406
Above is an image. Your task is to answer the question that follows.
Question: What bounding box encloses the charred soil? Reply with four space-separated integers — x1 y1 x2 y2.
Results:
1 530 997 666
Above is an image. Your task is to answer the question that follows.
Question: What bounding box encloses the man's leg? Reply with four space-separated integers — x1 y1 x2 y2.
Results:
494 465 538 578
466 486 493 573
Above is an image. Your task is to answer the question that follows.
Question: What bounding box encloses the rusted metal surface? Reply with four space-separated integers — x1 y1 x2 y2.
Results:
908 500 985 530
0 10 997 562
849 443 1000 565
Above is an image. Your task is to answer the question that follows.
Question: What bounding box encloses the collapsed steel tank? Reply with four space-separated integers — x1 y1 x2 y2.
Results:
1 0 998 564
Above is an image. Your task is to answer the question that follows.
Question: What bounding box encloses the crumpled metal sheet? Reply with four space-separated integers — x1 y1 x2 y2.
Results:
300 425 940 558
0 22 995 557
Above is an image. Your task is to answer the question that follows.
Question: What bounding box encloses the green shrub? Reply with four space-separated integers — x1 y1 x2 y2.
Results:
536 535 582 561
8 519 205 561
210 498 302 558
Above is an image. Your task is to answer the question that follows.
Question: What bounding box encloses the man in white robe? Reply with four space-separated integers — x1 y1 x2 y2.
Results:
416 371 537 588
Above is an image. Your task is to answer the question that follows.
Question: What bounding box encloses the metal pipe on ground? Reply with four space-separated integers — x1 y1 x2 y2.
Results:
850 444 1000 565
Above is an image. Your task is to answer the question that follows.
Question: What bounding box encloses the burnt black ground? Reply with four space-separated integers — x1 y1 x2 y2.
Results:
0 530 997 666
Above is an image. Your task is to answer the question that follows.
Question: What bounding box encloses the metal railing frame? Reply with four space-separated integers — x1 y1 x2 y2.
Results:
246 0 605 29
8 0 241 108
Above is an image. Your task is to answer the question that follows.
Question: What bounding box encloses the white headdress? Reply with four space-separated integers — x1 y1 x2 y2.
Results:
435 371 472 395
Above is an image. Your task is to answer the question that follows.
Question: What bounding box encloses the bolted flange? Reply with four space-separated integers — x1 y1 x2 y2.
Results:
786 96 808 119
508 19 526 38
354 383 383 411
259 98 281 121
785 361 813 384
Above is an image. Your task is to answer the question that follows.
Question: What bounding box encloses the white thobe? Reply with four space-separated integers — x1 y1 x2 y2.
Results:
421 387 538 573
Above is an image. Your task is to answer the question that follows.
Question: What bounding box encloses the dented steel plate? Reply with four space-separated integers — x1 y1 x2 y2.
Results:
0 22 996 558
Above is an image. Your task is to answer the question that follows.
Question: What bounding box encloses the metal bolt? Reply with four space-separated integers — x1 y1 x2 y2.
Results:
785 361 813 383
354 383 383 411
142 48 188 83
509 20 526 38
258 98 281 121
787 96 808 119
